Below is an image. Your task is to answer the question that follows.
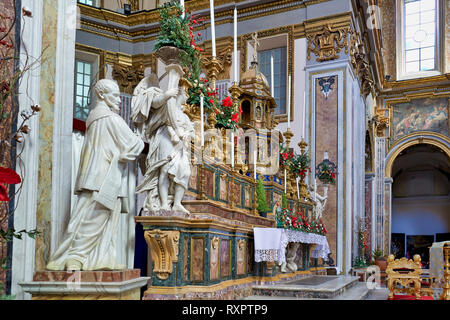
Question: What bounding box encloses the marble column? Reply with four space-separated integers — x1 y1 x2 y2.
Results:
11 0 44 300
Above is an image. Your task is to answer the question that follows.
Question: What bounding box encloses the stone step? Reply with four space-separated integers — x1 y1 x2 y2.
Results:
245 283 371 300
251 275 361 299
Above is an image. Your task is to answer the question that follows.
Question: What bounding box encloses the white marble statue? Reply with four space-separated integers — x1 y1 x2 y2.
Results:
131 70 194 214
47 79 145 271
310 185 328 220
280 242 300 273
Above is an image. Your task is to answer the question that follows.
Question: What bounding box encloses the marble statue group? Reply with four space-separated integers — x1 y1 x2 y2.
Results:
47 68 194 271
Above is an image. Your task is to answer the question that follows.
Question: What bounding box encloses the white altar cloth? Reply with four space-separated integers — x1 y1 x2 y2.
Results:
254 228 331 264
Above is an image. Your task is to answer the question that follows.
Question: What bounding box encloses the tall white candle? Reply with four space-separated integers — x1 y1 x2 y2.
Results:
302 91 306 138
287 74 291 128
324 151 329 160
200 95 204 147
254 149 257 180
296 178 300 199
284 169 287 194
231 131 234 168
233 6 238 83
180 0 185 18
210 0 216 57
270 54 274 97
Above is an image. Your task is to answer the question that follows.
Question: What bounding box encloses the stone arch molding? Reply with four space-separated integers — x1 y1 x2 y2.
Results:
385 132 450 178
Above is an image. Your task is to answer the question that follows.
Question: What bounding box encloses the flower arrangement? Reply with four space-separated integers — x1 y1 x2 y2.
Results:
215 96 241 130
154 1 203 80
186 77 219 110
316 159 337 185
275 207 327 236
279 143 294 170
288 151 311 179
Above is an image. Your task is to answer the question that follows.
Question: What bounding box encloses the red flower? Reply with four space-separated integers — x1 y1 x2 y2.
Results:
221 96 233 108
331 172 336 179
232 113 239 123
0 167 21 201
282 153 288 160
209 99 214 104
239 104 243 114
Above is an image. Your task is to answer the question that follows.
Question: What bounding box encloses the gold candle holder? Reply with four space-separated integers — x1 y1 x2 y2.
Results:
440 244 450 300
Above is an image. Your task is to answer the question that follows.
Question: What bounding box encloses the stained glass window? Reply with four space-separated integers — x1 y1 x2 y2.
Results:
258 47 287 115
74 60 93 121
403 0 437 73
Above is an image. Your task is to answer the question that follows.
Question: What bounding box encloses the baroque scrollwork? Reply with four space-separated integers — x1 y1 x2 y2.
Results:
144 230 180 280
112 63 145 95
306 24 350 62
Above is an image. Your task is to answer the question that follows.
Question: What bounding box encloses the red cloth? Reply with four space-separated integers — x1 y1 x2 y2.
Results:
389 294 434 300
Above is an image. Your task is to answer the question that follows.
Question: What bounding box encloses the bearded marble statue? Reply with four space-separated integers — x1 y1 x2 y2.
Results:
131 71 194 214
47 79 144 271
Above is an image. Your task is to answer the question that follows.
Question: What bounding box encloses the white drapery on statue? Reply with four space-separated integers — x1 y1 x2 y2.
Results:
47 80 144 271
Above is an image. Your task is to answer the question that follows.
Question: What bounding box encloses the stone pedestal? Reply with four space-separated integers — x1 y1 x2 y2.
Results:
19 269 149 300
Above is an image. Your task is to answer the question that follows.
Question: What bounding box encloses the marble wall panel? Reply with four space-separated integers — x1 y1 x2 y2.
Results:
220 239 231 278
380 0 397 80
236 240 247 275
183 236 189 282
234 182 241 206
315 76 338 264
364 180 372 254
219 174 228 201
247 240 254 274
202 168 215 199
244 185 251 208
209 237 220 281
189 163 198 190
191 237 205 282
446 0 450 73
35 0 59 271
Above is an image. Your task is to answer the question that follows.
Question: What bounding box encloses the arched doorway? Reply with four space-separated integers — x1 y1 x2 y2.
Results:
390 143 450 268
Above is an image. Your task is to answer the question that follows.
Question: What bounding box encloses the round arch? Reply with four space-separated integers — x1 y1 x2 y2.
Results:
385 133 450 178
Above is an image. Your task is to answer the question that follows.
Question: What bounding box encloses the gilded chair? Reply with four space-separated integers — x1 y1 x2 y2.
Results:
386 254 423 300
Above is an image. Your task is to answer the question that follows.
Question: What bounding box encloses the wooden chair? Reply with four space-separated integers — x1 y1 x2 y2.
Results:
386 254 423 300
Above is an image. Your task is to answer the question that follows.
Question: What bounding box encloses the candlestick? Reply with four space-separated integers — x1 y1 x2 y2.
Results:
270 54 274 97
210 0 216 57
287 74 291 128
233 6 238 83
200 94 204 147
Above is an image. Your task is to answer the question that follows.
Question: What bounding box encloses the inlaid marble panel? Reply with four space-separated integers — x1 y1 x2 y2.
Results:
234 182 241 206
191 237 205 282
189 163 198 190
219 174 228 201
236 240 247 275
244 185 251 208
202 168 215 199
183 236 189 281
315 75 338 264
210 237 220 281
220 239 231 278
247 240 254 274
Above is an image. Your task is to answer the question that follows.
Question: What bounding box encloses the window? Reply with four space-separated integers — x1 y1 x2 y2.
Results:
398 0 440 78
77 0 94 5
258 47 287 115
74 59 93 122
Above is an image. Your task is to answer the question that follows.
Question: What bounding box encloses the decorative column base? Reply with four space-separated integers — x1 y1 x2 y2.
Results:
19 269 149 300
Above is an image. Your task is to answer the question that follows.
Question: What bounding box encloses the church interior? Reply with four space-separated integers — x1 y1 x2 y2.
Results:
0 0 449 302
